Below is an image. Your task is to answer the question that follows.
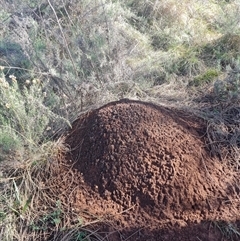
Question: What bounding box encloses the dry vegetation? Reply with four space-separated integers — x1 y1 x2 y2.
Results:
0 0 240 240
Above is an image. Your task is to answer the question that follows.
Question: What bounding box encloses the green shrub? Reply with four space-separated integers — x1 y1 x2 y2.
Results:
0 68 69 150
0 129 21 153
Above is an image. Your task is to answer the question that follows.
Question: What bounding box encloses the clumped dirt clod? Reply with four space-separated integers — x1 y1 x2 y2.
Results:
63 99 240 240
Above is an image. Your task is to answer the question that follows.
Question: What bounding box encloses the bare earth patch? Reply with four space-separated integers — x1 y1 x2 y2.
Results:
50 99 240 240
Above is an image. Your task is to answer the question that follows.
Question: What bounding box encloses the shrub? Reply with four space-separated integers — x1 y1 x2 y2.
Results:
0 68 69 151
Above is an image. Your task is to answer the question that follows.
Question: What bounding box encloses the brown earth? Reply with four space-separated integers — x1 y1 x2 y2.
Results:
55 99 240 240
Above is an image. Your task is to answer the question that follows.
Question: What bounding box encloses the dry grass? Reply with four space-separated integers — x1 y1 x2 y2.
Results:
0 138 111 241
0 136 141 241
0 0 240 240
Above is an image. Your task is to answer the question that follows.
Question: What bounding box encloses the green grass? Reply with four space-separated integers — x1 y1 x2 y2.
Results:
191 68 220 86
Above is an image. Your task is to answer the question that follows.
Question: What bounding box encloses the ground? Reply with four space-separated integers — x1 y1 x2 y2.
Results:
47 99 240 241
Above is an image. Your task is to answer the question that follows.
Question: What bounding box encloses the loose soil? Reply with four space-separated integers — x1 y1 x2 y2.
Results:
56 99 240 240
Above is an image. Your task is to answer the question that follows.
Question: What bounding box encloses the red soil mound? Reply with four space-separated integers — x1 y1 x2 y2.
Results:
63 99 240 240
